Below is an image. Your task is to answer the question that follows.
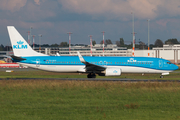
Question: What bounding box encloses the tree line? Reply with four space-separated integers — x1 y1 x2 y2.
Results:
99 38 179 49
109 38 179 49
0 38 179 51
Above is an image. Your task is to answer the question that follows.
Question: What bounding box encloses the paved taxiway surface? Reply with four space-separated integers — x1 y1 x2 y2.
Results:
0 78 180 82
0 68 179 82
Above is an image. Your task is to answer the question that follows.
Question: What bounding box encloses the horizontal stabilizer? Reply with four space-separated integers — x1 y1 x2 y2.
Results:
11 55 26 61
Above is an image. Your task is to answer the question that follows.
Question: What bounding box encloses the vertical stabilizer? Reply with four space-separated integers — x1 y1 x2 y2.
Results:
7 26 47 57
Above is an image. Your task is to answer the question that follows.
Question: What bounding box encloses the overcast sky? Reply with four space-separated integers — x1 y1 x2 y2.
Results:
1 0 180 46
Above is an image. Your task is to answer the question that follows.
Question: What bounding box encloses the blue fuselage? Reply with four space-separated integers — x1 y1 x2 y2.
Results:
14 56 178 73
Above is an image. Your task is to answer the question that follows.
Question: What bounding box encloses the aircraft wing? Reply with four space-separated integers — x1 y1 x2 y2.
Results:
77 52 106 71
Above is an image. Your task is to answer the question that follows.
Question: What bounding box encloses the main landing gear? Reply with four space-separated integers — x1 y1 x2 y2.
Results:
87 73 96 78
160 75 164 78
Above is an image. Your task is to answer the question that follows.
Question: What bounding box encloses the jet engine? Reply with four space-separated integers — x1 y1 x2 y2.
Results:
99 68 121 76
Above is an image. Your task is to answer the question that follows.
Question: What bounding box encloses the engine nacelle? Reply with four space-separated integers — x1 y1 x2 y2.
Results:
100 68 121 76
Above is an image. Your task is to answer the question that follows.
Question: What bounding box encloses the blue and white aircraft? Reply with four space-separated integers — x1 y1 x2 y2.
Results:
7 26 179 78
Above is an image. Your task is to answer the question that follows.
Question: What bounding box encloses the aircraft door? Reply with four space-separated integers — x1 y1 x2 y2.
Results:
36 59 40 67
159 60 163 68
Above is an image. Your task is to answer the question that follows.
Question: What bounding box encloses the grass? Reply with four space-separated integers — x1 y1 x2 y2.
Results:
1 80 180 119
0 70 87 78
0 69 180 119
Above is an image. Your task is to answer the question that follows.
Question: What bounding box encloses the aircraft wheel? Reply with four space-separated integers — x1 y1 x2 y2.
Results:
87 73 92 78
91 73 96 78
87 73 96 78
160 75 163 78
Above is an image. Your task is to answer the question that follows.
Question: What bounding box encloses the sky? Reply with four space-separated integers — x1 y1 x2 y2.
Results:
1 0 180 46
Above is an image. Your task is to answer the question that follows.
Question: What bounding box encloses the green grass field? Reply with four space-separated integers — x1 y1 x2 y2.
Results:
0 70 180 119
1 80 180 120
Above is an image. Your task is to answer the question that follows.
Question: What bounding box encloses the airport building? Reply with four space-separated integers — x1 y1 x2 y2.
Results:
34 44 132 56
134 44 180 64
2 44 180 64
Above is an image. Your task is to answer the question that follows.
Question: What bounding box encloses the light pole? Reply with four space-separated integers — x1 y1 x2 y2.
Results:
67 32 72 55
33 35 35 50
27 31 30 44
89 35 93 56
147 19 150 56
131 12 136 57
39 34 42 53
101 31 105 56
30 26 33 45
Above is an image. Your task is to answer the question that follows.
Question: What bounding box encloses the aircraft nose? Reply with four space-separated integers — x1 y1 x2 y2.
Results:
173 64 179 70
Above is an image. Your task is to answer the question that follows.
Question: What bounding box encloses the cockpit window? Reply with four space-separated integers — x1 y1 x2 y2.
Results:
167 62 172 64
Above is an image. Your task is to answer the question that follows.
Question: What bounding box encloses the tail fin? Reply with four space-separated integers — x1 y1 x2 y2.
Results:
7 26 47 57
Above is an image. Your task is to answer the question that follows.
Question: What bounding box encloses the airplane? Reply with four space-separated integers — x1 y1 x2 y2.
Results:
7 26 179 78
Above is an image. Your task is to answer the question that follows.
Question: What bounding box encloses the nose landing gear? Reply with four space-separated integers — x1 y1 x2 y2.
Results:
160 75 163 78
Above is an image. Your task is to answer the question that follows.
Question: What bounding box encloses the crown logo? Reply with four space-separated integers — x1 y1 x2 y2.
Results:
17 40 24 45
113 70 118 73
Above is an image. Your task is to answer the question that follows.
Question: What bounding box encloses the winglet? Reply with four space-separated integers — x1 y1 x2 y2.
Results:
77 51 85 63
